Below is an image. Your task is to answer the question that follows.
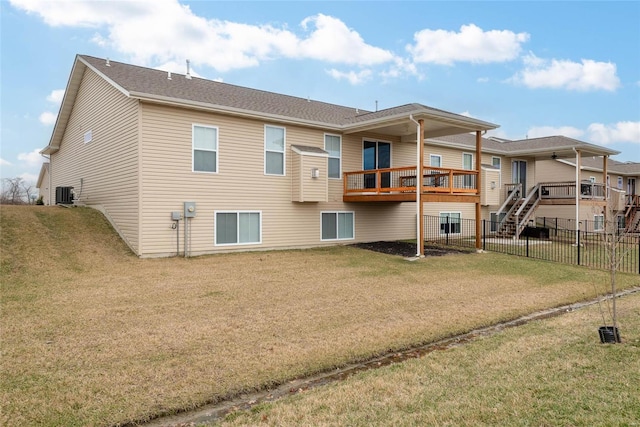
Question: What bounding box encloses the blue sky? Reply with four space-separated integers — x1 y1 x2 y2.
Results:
2 0 639 185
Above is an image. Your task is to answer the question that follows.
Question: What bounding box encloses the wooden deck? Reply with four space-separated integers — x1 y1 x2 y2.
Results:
343 166 479 203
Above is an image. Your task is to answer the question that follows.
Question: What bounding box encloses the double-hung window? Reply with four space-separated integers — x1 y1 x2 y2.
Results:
215 211 261 245
321 212 354 241
325 134 341 179
265 125 285 175
193 125 218 173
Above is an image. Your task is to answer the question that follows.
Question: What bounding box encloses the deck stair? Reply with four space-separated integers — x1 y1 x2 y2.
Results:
626 208 640 233
624 195 640 233
496 184 542 239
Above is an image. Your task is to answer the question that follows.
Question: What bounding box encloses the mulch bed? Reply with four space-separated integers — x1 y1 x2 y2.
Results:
350 241 472 258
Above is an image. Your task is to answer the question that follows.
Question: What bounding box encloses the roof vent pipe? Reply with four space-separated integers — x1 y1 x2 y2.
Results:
106 58 110 67
185 59 192 79
375 100 378 112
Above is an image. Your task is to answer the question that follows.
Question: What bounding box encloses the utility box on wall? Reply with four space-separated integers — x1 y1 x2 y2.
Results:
184 202 196 218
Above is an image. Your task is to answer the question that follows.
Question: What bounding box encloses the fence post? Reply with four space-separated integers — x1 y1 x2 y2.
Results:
446 215 450 245
526 231 529 258
577 225 581 266
482 219 486 251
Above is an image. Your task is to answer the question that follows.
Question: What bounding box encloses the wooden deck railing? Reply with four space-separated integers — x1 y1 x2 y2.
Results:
344 166 478 196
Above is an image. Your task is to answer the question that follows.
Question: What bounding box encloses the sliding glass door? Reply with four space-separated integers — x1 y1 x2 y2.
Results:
363 140 391 189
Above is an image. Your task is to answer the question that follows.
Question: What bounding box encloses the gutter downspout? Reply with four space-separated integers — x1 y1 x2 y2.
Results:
409 115 424 257
573 147 580 246
41 153 51 205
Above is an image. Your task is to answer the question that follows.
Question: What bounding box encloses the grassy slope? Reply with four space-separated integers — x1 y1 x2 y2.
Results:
1 206 638 426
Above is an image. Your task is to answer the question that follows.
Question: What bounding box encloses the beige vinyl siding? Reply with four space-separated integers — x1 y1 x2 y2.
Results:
50 68 140 253
291 151 328 202
481 168 501 206
535 160 574 183
139 105 417 256
291 151 301 201
423 145 470 169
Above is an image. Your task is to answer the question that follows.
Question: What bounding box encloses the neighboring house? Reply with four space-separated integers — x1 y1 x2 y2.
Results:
41 55 498 257
422 134 624 237
36 162 50 205
536 157 640 232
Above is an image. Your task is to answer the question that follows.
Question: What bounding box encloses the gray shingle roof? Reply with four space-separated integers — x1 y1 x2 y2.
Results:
79 55 496 130
430 134 619 158
81 55 368 126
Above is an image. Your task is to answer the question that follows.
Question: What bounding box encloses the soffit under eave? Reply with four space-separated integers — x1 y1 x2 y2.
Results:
344 111 498 138
503 146 619 160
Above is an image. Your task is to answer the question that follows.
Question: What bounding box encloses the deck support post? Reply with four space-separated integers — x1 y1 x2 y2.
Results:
603 155 608 224
418 119 425 257
574 148 581 245
475 131 482 250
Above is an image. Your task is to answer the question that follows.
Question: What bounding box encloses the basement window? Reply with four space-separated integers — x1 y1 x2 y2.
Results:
215 211 261 245
321 212 354 241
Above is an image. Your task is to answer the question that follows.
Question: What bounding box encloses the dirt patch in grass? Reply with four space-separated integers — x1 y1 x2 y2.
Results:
350 241 471 258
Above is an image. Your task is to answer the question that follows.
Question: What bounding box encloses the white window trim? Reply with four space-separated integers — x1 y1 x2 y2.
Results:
429 154 442 168
264 125 286 176
320 211 355 241
214 210 262 246
462 152 473 169
439 211 462 235
593 214 604 232
192 124 219 174
617 176 623 189
491 157 501 169
325 133 342 180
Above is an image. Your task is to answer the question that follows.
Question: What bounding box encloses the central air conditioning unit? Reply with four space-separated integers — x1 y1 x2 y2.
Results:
55 186 74 204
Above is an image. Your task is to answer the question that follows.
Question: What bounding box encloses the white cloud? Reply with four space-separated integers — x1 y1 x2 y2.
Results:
0 158 12 166
525 122 640 145
527 126 585 139
39 111 57 126
407 24 529 65
459 111 473 118
587 121 640 145
46 89 65 105
299 14 394 65
326 69 372 85
10 1 395 73
477 77 489 83
18 149 45 168
512 53 620 91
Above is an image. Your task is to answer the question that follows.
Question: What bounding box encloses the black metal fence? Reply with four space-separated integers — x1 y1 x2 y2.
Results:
424 215 640 274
